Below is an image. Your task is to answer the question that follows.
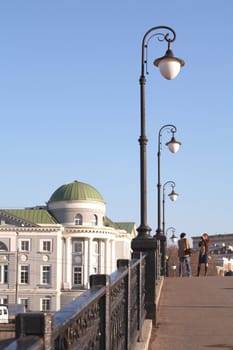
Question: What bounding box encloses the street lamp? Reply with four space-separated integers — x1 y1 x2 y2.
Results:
155 124 181 278
131 26 184 242
160 181 178 276
165 227 178 277
162 181 178 237
156 125 181 239
166 226 178 244
131 25 184 323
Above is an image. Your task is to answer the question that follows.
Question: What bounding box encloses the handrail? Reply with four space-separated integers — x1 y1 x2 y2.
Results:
11 254 147 350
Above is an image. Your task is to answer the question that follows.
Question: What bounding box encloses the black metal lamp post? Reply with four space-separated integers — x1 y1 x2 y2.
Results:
155 124 181 278
165 227 178 276
162 181 178 237
156 125 181 238
161 181 178 276
132 27 184 242
131 26 184 323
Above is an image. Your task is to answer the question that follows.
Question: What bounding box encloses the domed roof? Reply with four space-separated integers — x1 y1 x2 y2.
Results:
48 181 105 203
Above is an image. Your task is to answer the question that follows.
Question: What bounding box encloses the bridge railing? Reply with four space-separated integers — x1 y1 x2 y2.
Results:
8 253 147 350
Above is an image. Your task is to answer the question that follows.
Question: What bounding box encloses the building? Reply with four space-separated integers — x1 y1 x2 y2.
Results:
0 180 136 312
192 233 233 254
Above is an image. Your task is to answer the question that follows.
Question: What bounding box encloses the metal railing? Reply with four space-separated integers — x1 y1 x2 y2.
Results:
6 254 147 350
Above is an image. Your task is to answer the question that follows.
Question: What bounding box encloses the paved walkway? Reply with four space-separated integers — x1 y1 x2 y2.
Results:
149 276 233 350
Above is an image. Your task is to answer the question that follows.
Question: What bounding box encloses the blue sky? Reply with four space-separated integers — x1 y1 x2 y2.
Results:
0 1 232 242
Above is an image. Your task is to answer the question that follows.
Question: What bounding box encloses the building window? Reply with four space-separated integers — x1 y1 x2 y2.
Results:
93 240 99 255
0 241 8 251
0 297 8 304
74 214 83 225
92 240 100 273
20 240 30 252
73 241 83 254
40 240 52 252
20 265 29 284
73 266 83 286
41 298 51 311
19 298 29 311
41 266 51 285
0 265 8 284
91 214 98 226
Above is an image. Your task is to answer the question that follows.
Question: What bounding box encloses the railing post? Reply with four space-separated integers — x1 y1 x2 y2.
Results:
15 312 54 350
44 313 54 350
147 247 157 324
132 239 157 325
117 259 130 349
156 239 161 280
129 252 140 339
138 252 144 341
90 274 110 350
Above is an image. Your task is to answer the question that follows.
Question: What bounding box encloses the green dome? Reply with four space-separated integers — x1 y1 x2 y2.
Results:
49 181 104 203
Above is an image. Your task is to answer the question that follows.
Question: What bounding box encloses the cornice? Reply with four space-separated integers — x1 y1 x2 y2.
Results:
64 226 116 235
0 226 62 233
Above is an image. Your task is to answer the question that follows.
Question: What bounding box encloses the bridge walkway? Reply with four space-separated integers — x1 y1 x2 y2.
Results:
149 276 233 350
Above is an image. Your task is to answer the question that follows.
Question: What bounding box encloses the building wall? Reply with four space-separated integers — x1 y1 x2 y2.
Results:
192 233 233 250
0 227 63 311
48 200 106 226
0 224 134 311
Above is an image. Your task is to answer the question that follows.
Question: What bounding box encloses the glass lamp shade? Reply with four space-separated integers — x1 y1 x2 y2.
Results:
158 59 182 80
168 190 178 202
166 136 181 153
154 49 185 80
170 234 178 244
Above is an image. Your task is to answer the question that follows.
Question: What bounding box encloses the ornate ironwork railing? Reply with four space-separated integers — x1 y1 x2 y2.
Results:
8 254 147 350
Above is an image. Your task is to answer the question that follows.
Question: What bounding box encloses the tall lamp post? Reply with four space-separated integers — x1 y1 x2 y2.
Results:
166 227 178 277
161 181 178 276
155 124 181 278
162 181 178 238
131 26 184 323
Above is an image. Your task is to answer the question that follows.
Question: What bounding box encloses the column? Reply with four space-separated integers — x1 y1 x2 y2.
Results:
65 237 72 289
104 239 110 274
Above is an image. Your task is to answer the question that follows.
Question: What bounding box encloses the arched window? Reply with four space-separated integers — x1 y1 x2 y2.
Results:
74 214 83 226
0 242 8 251
91 214 98 226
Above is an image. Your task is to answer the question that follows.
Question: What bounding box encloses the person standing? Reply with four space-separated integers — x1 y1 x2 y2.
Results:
178 232 192 277
197 233 210 276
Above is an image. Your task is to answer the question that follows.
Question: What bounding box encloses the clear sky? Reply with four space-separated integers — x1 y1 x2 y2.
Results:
0 1 232 242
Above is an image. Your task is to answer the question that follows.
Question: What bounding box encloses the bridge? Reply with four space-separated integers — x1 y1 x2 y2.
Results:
0 252 233 350
149 276 233 349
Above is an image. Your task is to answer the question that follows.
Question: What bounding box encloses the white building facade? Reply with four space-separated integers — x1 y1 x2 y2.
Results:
0 181 136 311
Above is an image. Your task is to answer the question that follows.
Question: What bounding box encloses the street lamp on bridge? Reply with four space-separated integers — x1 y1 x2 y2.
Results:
155 125 181 278
166 226 178 244
162 181 178 238
131 25 184 322
131 27 184 243
164 226 178 276
161 181 179 276
156 125 181 239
